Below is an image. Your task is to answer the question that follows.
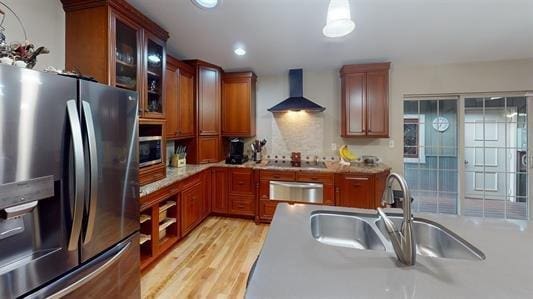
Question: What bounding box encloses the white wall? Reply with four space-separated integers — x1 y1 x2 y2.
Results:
256 58 533 172
1 0 64 69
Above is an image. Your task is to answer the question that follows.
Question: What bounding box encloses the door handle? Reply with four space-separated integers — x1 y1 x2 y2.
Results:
82 101 98 245
66 100 85 251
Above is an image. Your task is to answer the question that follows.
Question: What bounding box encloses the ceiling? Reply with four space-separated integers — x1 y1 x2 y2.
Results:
128 0 533 75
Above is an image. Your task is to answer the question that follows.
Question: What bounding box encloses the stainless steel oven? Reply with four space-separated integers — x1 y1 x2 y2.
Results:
139 136 162 167
269 181 323 204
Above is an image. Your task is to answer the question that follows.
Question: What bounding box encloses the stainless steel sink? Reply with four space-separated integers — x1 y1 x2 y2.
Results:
375 216 486 261
310 211 385 251
310 210 485 261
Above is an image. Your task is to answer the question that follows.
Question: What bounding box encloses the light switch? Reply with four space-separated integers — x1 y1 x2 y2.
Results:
388 139 395 148
331 143 337 151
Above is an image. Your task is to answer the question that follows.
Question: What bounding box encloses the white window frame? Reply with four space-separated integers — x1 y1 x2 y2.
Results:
403 114 426 164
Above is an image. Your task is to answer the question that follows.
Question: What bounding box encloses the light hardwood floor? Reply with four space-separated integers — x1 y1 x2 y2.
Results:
141 217 269 299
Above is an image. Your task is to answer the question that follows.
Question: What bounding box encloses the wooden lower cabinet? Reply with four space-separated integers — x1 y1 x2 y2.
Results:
181 178 206 236
259 200 277 222
335 172 389 209
211 168 256 217
211 168 228 213
140 167 391 268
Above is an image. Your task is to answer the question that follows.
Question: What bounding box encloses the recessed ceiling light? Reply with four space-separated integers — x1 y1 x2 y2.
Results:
323 0 356 38
234 47 246 56
191 0 220 9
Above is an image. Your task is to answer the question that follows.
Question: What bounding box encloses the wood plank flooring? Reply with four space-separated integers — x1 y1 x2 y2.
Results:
141 217 269 299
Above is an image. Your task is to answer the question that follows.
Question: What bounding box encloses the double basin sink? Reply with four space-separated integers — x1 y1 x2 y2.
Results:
310 210 486 261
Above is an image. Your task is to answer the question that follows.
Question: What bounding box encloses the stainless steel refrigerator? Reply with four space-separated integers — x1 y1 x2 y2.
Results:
0 65 140 298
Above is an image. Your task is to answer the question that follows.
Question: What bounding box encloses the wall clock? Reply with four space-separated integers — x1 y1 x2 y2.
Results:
432 116 449 132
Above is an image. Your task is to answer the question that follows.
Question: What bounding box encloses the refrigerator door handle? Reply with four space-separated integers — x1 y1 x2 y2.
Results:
81 101 98 245
66 100 85 251
23 239 132 299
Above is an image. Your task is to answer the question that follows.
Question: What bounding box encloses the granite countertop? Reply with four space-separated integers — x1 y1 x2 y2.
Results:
246 203 533 299
139 161 391 197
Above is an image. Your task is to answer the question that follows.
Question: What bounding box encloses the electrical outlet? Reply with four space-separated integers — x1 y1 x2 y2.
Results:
331 143 337 151
388 139 395 148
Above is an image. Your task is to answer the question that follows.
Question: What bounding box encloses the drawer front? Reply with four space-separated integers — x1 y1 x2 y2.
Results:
260 170 295 181
229 169 254 194
181 173 202 191
229 195 255 216
295 172 334 184
140 183 179 207
259 200 277 221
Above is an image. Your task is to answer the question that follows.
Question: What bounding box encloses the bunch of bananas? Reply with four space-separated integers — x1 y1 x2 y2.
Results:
339 145 357 162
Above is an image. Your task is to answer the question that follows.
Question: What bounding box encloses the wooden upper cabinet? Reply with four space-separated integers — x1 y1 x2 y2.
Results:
177 67 195 137
143 33 166 118
340 63 390 138
366 70 389 137
222 72 257 137
165 56 195 139
61 0 169 119
341 72 366 136
165 63 178 138
197 136 220 163
197 65 221 136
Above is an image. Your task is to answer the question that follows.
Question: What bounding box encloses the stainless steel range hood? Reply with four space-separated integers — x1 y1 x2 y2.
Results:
268 69 326 113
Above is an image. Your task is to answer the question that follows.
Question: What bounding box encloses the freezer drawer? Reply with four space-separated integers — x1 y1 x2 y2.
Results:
24 233 140 299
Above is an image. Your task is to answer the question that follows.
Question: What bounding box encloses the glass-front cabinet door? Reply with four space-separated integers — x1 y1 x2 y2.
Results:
143 33 166 118
112 15 140 93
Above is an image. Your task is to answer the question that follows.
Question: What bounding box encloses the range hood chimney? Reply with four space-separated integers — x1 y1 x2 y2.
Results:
268 69 326 113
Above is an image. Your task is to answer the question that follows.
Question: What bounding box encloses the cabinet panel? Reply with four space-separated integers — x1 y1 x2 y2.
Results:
259 200 277 221
177 68 195 137
181 181 203 236
198 66 221 135
337 175 374 209
222 73 256 137
198 136 220 163
366 70 389 137
211 168 228 214
164 66 178 138
229 168 254 194
342 73 366 137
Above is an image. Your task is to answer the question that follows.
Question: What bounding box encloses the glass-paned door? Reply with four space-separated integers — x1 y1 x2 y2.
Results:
114 19 139 91
144 36 164 117
463 96 528 219
403 98 459 214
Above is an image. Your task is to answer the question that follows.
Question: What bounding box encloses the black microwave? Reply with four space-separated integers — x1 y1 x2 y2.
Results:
139 136 162 167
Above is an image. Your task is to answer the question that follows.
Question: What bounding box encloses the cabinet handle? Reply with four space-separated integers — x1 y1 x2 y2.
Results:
238 181 244 185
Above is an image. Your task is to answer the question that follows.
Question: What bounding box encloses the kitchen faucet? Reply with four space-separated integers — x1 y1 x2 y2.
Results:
376 173 416 266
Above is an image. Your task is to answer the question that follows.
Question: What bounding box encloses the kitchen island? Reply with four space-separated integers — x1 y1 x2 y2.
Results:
246 203 533 299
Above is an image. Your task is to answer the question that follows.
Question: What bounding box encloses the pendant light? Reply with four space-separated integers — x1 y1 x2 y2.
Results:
322 0 356 38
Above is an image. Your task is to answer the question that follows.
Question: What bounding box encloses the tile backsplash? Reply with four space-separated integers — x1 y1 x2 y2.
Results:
270 111 325 158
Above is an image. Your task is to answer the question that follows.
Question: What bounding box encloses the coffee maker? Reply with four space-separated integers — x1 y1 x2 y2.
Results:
225 138 249 164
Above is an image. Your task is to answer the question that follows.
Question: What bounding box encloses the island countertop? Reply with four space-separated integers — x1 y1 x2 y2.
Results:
245 203 533 299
